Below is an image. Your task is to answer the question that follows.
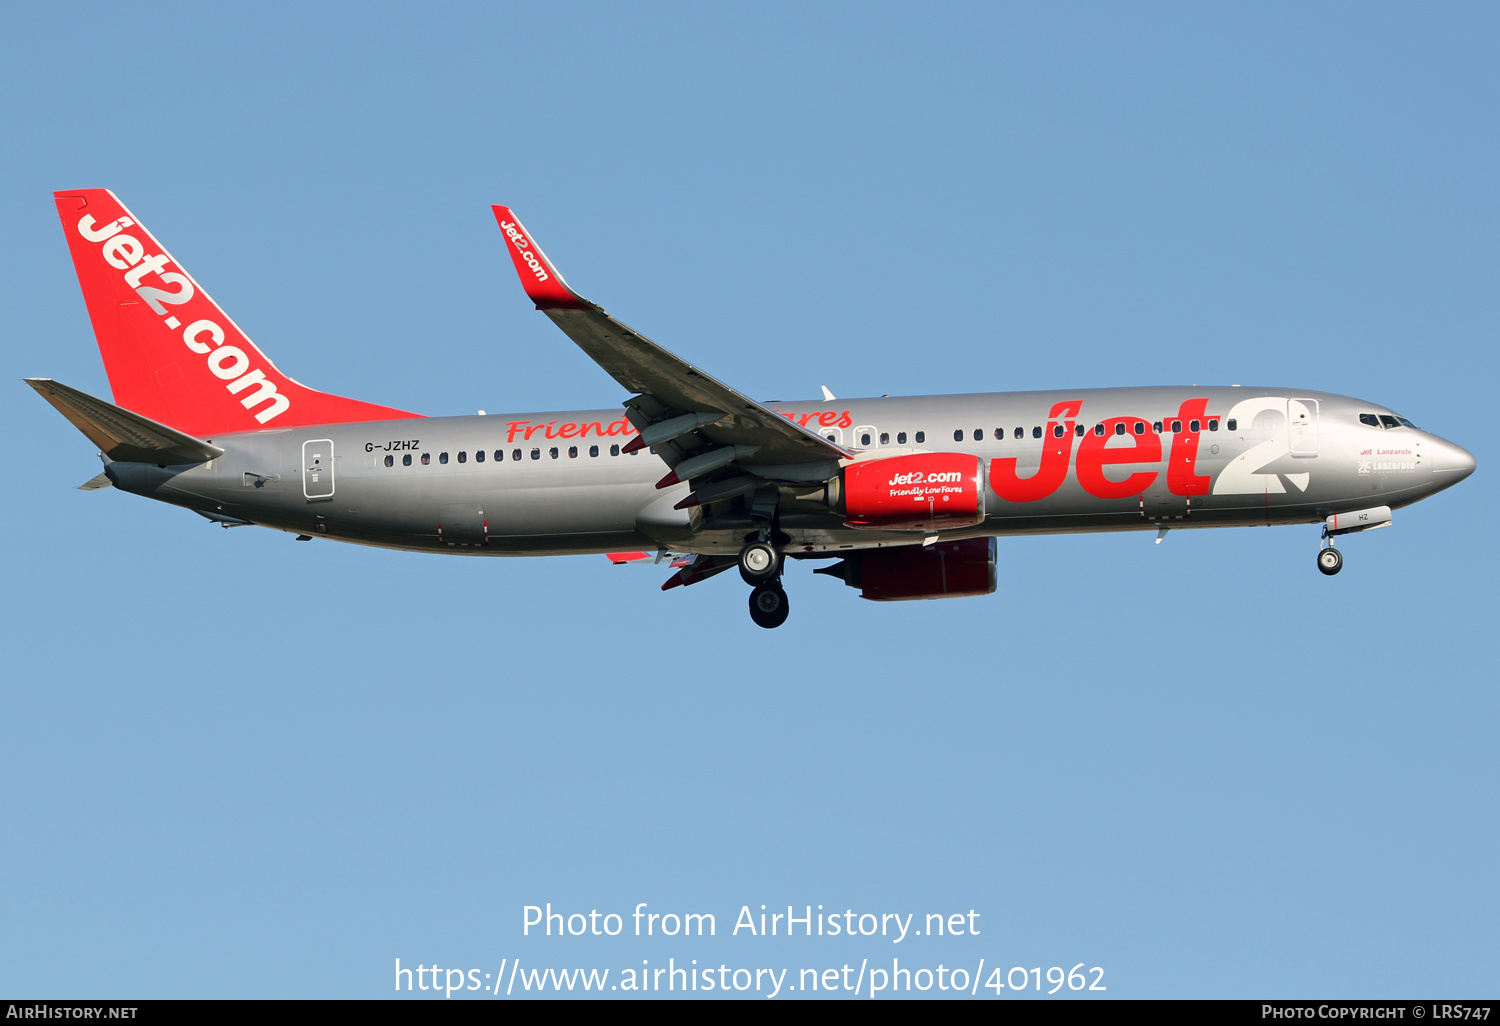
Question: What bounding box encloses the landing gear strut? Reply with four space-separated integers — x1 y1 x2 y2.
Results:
749 584 790 629
1317 526 1343 576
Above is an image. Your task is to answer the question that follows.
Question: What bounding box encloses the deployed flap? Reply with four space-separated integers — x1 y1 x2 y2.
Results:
26 377 224 464
660 553 737 591
492 206 854 479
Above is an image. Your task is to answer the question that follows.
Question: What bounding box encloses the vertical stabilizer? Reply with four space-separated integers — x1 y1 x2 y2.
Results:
53 190 420 436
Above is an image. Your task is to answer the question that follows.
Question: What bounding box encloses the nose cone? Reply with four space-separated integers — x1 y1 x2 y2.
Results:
1430 437 1476 489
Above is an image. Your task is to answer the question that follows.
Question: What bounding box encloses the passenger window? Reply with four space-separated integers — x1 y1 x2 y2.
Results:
993 428 1003 440
1053 424 1064 438
1133 422 1145 435
1189 420 1201 432
861 432 872 446
915 431 925 443
384 454 393 467
897 432 907 444
402 453 412 466
1379 415 1400 429
589 445 599 457
439 452 449 464
825 433 836 442
530 448 540 460
458 451 467 463
1074 424 1084 437
422 453 431 465
1094 423 1105 436
511 449 521 461
610 444 620 456
1153 421 1163 433
1226 420 1236 432
1032 426 1041 438
1359 413 1380 427
1208 419 1219 432
973 429 983 441
494 449 504 461
549 447 559 459
880 432 889 445
953 429 963 442
1171 420 1182 433
1114 422 1125 436
475 450 485 462
568 446 578 458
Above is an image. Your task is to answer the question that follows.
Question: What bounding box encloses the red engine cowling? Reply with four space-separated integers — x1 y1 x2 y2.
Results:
840 452 987 531
816 538 997 602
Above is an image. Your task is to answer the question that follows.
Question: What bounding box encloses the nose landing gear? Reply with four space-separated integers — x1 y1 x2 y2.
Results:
1317 522 1345 576
1315 506 1393 576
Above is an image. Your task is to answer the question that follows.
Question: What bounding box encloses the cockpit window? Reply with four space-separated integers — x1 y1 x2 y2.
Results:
1359 413 1380 427
1396 416 1417 428
1379 415 1400 429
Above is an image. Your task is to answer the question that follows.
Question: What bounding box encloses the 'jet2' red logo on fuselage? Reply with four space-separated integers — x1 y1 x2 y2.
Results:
991 399 1213 503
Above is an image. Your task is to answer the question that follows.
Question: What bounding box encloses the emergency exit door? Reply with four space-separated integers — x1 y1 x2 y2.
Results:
302 439 335 500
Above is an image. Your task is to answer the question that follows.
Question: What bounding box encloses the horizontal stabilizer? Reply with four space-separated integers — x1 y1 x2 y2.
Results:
26 378 225 464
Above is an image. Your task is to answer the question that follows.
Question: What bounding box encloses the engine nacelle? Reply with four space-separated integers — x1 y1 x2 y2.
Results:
837 452 987 531
815 538 997 602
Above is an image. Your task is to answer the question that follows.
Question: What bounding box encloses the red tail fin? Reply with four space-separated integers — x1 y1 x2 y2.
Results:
53 190 420 437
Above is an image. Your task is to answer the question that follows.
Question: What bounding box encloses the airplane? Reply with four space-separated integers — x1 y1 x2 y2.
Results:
30 189 1476 628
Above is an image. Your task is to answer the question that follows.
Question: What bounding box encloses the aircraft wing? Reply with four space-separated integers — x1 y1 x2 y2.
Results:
492 207 853 490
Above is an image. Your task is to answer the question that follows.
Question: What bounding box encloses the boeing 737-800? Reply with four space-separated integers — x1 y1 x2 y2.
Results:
30 190 1476 627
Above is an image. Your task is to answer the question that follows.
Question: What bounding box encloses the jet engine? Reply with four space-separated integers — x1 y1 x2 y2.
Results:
832 452 987 532
815 537 997 602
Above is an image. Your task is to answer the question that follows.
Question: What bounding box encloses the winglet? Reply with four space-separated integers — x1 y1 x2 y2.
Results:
491 206 596 311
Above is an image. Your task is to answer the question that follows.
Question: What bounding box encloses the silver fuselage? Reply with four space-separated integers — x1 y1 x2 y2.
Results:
105 386 1475 556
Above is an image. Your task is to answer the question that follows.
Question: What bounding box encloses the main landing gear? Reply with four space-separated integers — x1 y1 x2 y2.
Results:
740 538 789 628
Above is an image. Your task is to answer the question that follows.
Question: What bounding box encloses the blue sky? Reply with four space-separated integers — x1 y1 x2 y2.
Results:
1 1 1495 999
